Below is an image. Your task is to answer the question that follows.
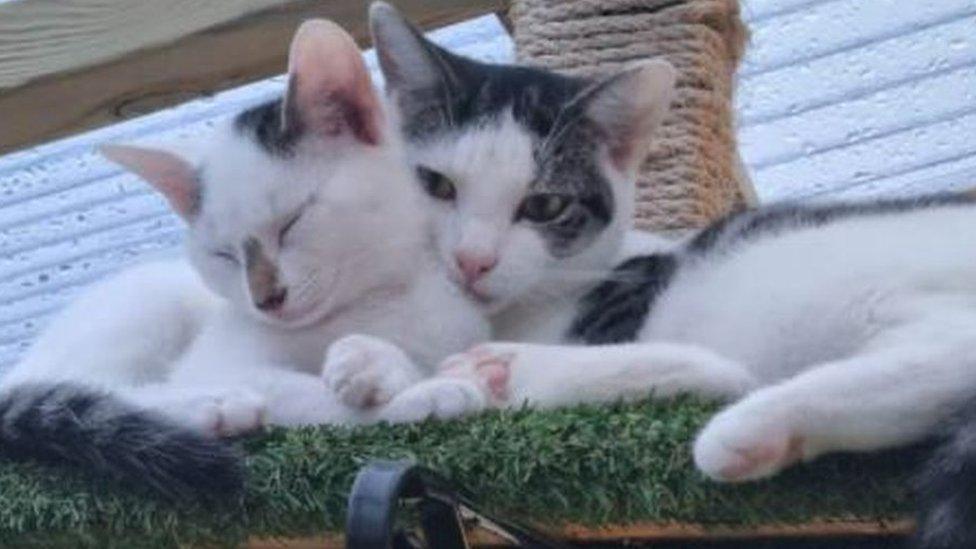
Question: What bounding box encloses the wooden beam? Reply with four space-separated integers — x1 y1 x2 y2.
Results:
0 1 293 90
555 519 914 542
494 7 515 35
0 0 506 155
247 519 913 547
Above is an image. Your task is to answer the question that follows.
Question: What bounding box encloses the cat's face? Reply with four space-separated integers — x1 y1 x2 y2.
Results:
371 2 675 313
103 19 423 328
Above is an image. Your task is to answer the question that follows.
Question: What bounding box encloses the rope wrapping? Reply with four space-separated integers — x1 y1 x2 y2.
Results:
512 0 752 230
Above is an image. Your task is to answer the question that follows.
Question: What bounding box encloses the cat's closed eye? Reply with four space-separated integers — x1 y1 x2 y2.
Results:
278 211 304 246
211 249 239 265
416 166 456 201
516 193 572 223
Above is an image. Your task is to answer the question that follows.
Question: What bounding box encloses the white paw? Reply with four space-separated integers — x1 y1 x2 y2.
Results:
178 388 268 438
438 344 517 402
693 399 805 482
322 334 417 409
380 379 488 424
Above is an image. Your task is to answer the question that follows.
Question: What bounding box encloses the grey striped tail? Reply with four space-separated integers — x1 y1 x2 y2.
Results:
914 401 976 549
0 383 244 502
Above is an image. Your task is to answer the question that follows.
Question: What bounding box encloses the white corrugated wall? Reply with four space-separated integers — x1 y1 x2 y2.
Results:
0 3 974 371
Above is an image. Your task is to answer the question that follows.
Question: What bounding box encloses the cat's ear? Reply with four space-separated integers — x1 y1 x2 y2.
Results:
370 2 458 93
581 60 677 174
369 1 468 131
100 144 199 220
282 19 383 146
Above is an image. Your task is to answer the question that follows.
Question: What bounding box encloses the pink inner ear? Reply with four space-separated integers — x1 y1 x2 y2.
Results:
338 91 383 146
287 20 383 146
587 62 676 174
100 145 199 219
587 119 638 173
154 170 199 218
608 132 638 173
298 88 382 146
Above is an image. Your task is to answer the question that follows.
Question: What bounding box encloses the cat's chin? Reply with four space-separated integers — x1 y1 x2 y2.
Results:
252 300 333 329
461 286 511 315
460 277 539 315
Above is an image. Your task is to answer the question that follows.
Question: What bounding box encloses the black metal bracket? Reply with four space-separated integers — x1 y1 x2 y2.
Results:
345 460 570 549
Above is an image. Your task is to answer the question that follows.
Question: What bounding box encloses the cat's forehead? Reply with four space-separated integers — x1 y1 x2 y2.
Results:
465 65 584 137
402 62 611 194
416 111 536 196
193 126 315 239
401 60 586 142
204 127 296 198
409 99 613 205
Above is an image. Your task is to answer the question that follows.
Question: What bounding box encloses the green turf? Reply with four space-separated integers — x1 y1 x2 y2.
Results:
0 398 921 548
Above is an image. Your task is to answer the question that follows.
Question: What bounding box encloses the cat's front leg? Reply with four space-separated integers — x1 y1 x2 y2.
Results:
375 377 488 424
322 334 428 409
694 317 976 482
124 384 268 437
436 341 756 410
377 340 753 423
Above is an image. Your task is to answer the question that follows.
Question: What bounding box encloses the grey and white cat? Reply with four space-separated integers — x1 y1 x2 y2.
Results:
367 6 976 538
0 19 488 500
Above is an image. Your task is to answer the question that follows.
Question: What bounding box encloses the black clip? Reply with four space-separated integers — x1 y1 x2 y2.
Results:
345 460 569 549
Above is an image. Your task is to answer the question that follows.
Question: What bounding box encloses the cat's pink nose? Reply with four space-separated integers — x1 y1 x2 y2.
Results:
455 250 497 284
255 287 288 312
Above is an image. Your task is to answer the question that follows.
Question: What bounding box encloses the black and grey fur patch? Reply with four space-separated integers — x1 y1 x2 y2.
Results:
0 383 244 502
378 27 617 259
529 112 616 257
569 192 976 346
688 193 976 255
233 80 303 157
914 398 976 549
567 254 677 344
396 51 587 143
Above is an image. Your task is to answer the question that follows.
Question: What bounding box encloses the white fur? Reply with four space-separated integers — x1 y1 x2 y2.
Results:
5 258 216 390
410 110 636 319
417 202 976 482
371 25 976 481
3 21 489 435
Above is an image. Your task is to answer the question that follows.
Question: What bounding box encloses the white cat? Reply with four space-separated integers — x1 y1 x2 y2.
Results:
368 2 976 488
0 19 488 500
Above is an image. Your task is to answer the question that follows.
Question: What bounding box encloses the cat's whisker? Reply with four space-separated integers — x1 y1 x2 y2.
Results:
292 270 321 303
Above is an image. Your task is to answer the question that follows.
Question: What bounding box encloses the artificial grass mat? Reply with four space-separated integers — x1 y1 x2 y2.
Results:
0 397 922 547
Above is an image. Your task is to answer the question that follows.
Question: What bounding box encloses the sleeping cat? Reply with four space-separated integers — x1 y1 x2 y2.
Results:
367 6 976 543
0 19 488 501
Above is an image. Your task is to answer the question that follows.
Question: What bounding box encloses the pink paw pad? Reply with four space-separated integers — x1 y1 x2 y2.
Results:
477 360 511 400
441 347 514 401
719 436 806 481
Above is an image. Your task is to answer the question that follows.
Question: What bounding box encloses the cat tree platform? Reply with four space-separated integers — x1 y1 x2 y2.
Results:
0 0 949 545
0 398 918 547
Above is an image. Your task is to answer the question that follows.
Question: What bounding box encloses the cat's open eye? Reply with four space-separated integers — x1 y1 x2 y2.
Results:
416 166 457 201
211 249 239 265
516 193 573 223
278 211 304 245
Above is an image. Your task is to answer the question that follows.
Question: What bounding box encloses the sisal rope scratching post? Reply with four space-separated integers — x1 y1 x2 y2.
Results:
511 0 755 231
